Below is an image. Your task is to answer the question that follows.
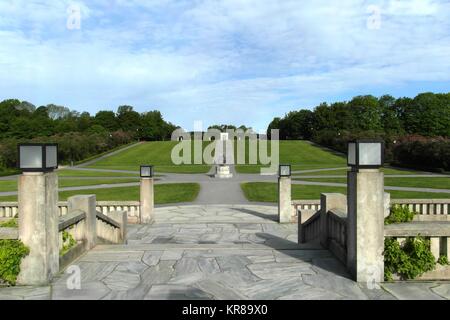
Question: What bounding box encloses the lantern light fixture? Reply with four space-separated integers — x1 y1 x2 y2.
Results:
347 140 384 170
140 165 154 178
18 143 58 172
279 164 291 177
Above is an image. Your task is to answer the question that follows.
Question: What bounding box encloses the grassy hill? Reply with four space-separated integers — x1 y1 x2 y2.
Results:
87 141 212 173
234 140 346 173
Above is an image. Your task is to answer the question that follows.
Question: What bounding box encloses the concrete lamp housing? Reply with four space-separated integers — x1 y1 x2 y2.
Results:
279 164 291 177
18 143 58 172
347 140 384 170
140 165 154 178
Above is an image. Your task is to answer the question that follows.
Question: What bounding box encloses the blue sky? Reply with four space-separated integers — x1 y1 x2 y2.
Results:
0 0 449 132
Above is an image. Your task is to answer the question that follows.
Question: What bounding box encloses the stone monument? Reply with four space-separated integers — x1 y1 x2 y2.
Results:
215 155 233 178
214 132 233 178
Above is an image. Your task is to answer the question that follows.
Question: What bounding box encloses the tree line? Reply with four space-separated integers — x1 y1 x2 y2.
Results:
0 99 178 140
0 99 179 171
267 92 450 171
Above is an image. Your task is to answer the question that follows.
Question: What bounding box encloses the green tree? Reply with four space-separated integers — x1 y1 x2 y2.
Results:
403 93 450 137
380 95 403 134
95 111 119 132
347 95 382 131
140 111 166 140
117 105 141 134
77 112 92 132
267 117 281 138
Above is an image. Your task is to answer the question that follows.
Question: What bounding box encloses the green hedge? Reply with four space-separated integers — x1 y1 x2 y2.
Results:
0 240 29 286
392 139 450 172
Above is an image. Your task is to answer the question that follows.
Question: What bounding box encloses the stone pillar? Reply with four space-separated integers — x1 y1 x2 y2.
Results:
319 193 347 248
278 176 291 223
17 172 59 285
347 169 384 283
68 195 97 250
140 178 154 224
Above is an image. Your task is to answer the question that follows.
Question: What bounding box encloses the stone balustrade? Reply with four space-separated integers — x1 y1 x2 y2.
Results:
391 199 449 221
298 193 450 281
292 198 449 221
96 210 127 244
291 200 320 220
0 202 19 218
58 209 88 269
298 207 348 264
0 227 19 240
2 199 449 223
0 195 128 282
0 201 140 223
298 210 321 243
327 209 348 264
385 222 450 262
96 201 141 224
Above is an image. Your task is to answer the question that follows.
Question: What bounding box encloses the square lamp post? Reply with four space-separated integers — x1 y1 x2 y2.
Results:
140 165 154 178
16 143 59 285
346 139 385 283
18 143 58 172
140 165 154 224
347 140 384 171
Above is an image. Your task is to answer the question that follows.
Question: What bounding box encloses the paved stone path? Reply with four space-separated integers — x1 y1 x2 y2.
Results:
1 205 448 300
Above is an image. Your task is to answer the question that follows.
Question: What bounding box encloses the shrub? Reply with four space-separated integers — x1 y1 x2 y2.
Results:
0 219 18 228
392 137 450 172
437 255 449 265
0 240 29 286
384 205 415 225
384 236 436 281
60 230 77 256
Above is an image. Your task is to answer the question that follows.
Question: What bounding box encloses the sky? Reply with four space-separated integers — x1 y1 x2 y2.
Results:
0 0 449 132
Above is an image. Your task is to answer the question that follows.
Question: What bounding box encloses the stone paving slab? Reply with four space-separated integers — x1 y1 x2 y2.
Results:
382 282 448 300
0 286 51 300
1 205 449 300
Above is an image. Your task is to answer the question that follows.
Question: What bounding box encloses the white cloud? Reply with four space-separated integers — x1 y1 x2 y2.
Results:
0 0 449 130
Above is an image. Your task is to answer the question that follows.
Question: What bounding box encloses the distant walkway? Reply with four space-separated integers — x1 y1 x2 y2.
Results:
77 142 144 167
1 167 449 198
291 167 348 174
293 174 450 178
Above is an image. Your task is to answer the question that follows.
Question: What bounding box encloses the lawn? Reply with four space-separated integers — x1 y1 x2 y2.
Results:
233 140 434 176
294 177 450 190
87 141 212 174
0 178 140 192
241 182 450 202
58 169 137 177
235 140 346 173
241 182 347 201
292 167 428 176
0 183 200 203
